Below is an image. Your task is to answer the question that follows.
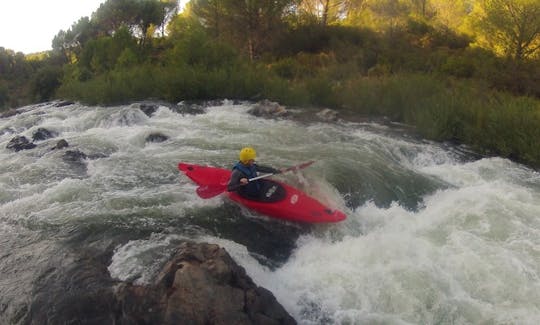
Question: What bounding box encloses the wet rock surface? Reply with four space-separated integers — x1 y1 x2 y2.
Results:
32 128 57 141
18 241 296 325
116 241 296 324
6 136 36 151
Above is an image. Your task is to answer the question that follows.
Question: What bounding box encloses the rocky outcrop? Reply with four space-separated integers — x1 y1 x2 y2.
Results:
21 241 296 324
116 241 296 324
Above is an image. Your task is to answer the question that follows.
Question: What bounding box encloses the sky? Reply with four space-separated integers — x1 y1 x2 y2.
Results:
0 1 186 54
0 0 107 54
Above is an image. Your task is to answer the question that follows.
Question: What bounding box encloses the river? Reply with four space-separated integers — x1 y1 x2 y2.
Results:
1 101 539 324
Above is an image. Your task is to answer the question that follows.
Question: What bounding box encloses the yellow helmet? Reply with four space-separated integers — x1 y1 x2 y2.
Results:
239 147 256 163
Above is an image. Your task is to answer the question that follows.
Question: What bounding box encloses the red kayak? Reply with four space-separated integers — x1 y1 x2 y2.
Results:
178 162 346 223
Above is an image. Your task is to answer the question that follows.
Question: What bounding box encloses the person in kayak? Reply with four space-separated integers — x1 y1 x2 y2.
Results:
227 147 281 199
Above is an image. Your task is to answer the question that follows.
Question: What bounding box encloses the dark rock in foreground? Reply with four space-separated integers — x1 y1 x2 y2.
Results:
116 241 296 324
20 241 296 325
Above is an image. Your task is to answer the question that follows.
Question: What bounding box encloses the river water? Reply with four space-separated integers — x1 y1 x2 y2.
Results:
0 101 539 324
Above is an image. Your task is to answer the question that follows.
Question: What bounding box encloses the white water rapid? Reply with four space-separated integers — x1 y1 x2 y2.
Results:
1 101 539 324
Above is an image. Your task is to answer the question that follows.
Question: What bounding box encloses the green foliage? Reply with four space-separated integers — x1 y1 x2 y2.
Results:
480 96 540 163
5 0 540 169
31 66 63 102
0 47 42 109
189 0 294 59
440 55 475 78
78 27 139 76
304 77 341 108
339 73 540 167
470 0 540 60
165 28 238 69
0 80 8 109
92 0 177 38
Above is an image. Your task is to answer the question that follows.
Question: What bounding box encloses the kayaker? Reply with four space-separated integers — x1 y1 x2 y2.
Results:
227 147 281 199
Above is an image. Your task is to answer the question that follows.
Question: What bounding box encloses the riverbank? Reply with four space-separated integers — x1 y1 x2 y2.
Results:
54 68 540 170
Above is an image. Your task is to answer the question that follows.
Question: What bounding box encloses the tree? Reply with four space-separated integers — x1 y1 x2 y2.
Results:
0 80 7 109
471 0 540 60
92 0 178 45
368 0 411 33
295 0 372 26
52 17 96 63
135 0 166 46
190 0 227 39
190 0 295 60
430 0 471 31
297 0 344 25
31 66 63 101
78 27 138 75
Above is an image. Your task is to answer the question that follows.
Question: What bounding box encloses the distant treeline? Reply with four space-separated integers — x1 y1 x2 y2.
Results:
1 0 539 167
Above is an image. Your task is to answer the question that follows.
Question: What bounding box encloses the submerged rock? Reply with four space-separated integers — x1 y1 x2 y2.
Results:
6 136 36 151
51 139 69 150
173 100 212 115
248 100 288 118
131 101 180 117
316 108 339 122
53 101 75 108
145 133 169 143
32 128 57 141
131 102 160 117
62 150 87 163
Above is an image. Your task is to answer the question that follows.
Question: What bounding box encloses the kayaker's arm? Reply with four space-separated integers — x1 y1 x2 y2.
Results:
227 169 246 192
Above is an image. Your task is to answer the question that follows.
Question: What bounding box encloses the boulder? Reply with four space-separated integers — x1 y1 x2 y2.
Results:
173 100 211 115
316 108 339 122
62 150 87 163
248 100 288 118
116 241 296 325
145 133 169 143
18 241 296 324
133 103 160 117
32 128 57 141
6 136 36 151
51 139 69 150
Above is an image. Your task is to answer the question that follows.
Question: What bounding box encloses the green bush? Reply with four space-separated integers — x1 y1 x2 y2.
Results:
337 73 540 167
31 66 64 101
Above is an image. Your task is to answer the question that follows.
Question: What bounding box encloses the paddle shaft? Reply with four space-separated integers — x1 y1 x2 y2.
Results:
228 173 273 191
195 160 315 198
232 161 314 190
